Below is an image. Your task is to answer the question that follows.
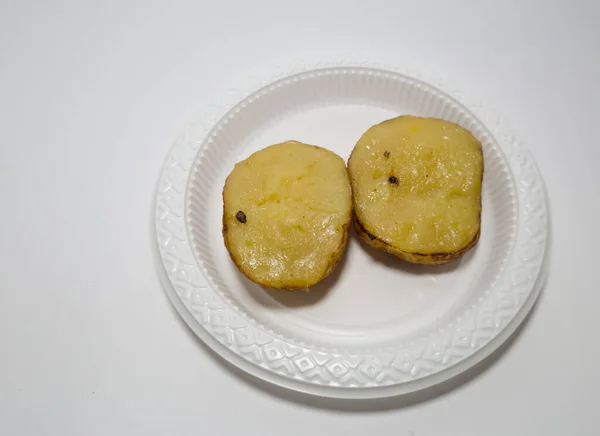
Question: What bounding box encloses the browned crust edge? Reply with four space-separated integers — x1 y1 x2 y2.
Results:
353 213 480 265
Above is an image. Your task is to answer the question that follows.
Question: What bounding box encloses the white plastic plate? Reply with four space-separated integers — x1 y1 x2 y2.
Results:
154 66 548 398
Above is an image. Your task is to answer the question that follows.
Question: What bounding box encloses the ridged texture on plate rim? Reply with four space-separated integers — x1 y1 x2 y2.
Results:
154 57 548 396
187 70 516 352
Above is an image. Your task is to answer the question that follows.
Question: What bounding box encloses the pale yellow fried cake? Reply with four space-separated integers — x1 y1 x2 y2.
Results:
223 141 352 289
348 116 484 265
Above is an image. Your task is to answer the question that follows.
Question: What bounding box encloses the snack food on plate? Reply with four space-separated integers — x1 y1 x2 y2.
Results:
348 116 483 265
223 141 352 288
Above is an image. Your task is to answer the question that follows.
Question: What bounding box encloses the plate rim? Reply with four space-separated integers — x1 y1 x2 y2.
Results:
153 61 549 399
153 229 548 399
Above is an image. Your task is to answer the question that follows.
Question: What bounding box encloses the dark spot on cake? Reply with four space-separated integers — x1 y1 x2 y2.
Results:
236 211 247 223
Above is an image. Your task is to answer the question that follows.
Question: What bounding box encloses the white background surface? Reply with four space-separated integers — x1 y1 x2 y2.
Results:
0 0 598 434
